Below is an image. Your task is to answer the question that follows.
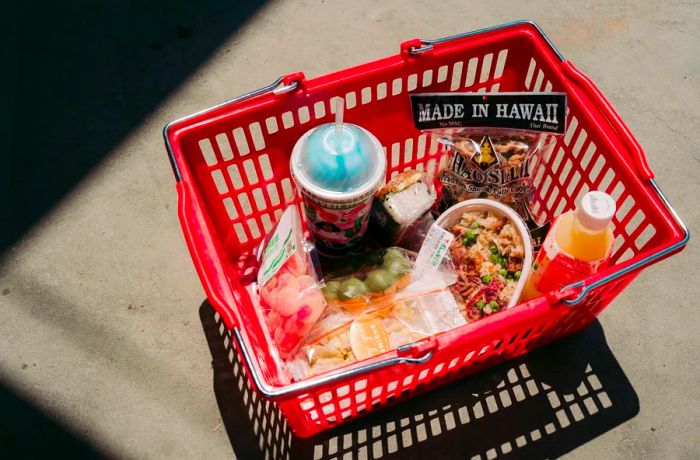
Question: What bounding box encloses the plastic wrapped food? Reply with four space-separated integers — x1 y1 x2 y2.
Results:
319 247 455 316
370 169 436 247
287 290 464 379
437 130 545 210
257 206 327 359
285 235 463 379
410 92 567 248
321 248 413 312
435 199 533 322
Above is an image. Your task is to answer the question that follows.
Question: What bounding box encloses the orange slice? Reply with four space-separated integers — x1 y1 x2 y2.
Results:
349 316 390 361
337 297 369 313
395 274 412 291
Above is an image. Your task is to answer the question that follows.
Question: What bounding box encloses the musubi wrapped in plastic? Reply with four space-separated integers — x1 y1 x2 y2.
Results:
370 169 436 248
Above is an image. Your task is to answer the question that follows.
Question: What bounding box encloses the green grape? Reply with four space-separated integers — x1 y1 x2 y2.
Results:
338 278 368 300
364 269 397 292
321 280 342 300
383 256 411 276
383 248 405 262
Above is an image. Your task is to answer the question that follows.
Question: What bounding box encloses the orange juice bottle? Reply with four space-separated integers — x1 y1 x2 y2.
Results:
522 191 616 300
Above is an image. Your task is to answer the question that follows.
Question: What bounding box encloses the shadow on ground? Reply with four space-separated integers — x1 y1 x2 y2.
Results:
0 2 266 455
1 0 268 252
200 300 639 459
0 381 109 459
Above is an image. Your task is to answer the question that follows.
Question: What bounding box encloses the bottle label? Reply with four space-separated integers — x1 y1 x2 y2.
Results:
529 217 611 293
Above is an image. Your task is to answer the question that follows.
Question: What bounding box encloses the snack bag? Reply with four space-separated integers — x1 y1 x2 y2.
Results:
410 92 567 248
257 206 327 359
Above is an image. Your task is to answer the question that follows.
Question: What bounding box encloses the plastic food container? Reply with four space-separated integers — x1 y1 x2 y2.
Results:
435 199 534 309
163 21 688 437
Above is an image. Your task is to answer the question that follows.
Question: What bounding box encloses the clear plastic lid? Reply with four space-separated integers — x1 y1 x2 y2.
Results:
291 101 386 201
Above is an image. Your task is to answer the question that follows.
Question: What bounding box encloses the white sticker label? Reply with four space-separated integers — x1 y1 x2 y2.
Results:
412 224 455 281
258 207 297 286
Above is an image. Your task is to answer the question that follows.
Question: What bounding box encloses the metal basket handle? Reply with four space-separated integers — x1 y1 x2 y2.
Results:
164 74 302 182
233 327 435 399
401 19 564 60
559 180 688 305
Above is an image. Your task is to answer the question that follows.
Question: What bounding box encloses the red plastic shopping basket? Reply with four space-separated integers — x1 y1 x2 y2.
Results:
164 21 688 437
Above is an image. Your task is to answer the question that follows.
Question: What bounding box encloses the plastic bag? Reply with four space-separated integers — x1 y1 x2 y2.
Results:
257 206 327 359
318 247 456 317
410 92 567 248
435 129 552 214
287 289 465 379
285 229 464 380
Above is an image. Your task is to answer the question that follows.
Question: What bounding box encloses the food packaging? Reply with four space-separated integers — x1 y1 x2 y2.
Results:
318 247 456 318
286 289 464 379
410 92 567 248
256 206 327 359
285 233 463 380
436 199 533 319
370 169 437 247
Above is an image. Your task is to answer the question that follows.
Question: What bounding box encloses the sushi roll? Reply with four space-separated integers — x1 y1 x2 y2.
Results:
370 170 436 246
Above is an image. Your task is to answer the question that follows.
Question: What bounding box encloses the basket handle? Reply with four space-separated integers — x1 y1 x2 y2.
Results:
164 74 304 182
557 65 690 302
402 21 653 181
163 73 307 327
400 20 565 59
559 179 689 305
561 61 654 181
233 326 435 400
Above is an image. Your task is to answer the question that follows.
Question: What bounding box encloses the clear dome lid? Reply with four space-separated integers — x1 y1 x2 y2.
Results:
291 122 386 200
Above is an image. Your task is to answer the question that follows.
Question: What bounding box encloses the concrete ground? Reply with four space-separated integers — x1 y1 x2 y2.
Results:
2 1 698 458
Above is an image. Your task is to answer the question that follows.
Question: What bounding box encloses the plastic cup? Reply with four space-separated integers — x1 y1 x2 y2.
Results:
290 108 386 255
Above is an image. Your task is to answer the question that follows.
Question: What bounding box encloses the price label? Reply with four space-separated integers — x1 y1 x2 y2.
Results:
413 224 455 281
